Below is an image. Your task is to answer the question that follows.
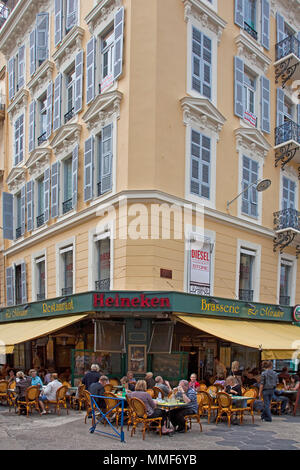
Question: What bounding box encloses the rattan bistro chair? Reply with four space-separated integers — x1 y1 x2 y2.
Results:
71 384 86 411
152 386 165 399
184 402 203 433
241 389 256 423
216 392 245 427
198 391 218 424
0 380 9 405
45 386 69 415
17 386 41 417
129 397 162 440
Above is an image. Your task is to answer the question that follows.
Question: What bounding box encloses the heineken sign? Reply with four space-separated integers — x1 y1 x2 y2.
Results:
293 305 300 322
93 293 171 309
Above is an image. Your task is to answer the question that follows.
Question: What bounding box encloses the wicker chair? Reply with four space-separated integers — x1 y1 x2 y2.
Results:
109 379 120 387
146 389 154 398
197 383 207 392
71 384 86 411
83 390 95 425
17 386 41 417
184 402 203 433
129 397 162 440
198 391 218 424
241 389 256 423
207 385 218 395
215 383 225 392
0 380 9 405
104 384 113 393
216 392 245 427
152 386 165 399
45 385 69 415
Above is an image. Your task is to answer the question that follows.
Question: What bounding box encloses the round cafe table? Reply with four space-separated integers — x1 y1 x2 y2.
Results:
156 399 187 428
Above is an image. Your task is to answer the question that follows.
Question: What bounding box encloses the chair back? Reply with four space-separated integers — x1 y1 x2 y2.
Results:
249 386 259 398
26 386 40 402
197 401 203 416
276 383 284 390
198 391 211 406
215 383 224 392
9 381 16 390
130 397 147 419
198 384 207 391
0 380 9 393
196 393 203 405
109 379 120 387
104 392 117 412
56 385 68 402
104 384 113 393
152 386 164 398
77 384 85 398
216 392 232 409
146 389 154 398
243 389 257 399
207 385 217 394
241 386 246 395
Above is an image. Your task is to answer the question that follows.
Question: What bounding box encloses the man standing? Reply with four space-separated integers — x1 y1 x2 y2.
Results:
82 364 100 390
259 361 278 422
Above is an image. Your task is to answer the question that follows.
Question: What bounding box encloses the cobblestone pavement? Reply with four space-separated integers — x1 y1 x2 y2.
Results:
0 405 300 451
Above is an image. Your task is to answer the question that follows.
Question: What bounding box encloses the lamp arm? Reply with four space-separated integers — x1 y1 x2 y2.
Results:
226 180 259 210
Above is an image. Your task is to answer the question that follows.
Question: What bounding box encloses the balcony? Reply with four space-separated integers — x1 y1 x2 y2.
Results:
36 213 45 228
239 289 254 302
95 279 110 291
62 198 73 215
275 35 300 88
64 108 74 124
243 22 258 41
15 226 21 239
273 208 300 256
0 3 10 29
37 293 45 301
275 120 300 171
62 287 73 296
37 132 47 146
279 295 290 306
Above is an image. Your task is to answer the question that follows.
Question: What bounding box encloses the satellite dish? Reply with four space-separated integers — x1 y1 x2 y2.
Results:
256 179 272 192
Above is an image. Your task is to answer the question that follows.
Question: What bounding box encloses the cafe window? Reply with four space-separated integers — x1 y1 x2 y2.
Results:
239 248 256 302
94 320 125 353
60 246 73 296
148 322 174 354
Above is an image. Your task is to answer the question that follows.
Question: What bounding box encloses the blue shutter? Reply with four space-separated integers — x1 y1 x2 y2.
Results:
6 266 14 306
101 124 113 194
30 29 36 76
202 34 212 100
15 114 24 164
2 192 14 240
46 81 53 139
44 166 50 223
74 50 83 114
282 177 296 209
29 100 36 153
18 45 25 89
261 0 270 50
66 0 78 32
8 56 15 101
26 180 34 231
51 161 60 218
192 28 212 99
235 0 244 28
261 76 270 133
242 156 258 217
53 73 62 131
190 130 210 200
72 145 79 209
234 56 244 118
277 88 285 126
113 7 124 81
54 0 63 47
84 137 94 202
86 37 96 104
21 185 26 236
276 13 285 43
21 262 27 304
36 12 49 67
297 103 300 126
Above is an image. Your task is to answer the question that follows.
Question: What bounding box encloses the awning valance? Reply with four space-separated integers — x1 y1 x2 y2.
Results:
175 314 300 360
0 314 88 354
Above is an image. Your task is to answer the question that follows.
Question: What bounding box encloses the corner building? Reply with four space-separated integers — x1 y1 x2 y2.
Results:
1 0 300 383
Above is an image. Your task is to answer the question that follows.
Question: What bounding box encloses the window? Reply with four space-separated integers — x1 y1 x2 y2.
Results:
100 28 115 93
6 263 27 306
36 256 46 301
62 157 73 214
15 192 22 239
15 265 22 305
244 71 256 115
279 260 292 305
190 129 211 200
65 66 76 123
8 45 25 101
14 114 24 165
55 0 78 47
96 124 113 197
239 249 255 301
235 0 270 48
244 0 257 32
282 177 296 210
37 177 45 227
191 27 212 99
60 246 73 295
38 93 47 145
283 96 294 122
241 156 259 218
95 238 111 291
30 13 49 76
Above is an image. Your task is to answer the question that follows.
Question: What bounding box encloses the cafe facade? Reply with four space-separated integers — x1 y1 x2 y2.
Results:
1 290 300 385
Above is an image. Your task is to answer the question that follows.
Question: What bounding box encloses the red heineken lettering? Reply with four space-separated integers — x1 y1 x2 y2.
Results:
93 293 170 309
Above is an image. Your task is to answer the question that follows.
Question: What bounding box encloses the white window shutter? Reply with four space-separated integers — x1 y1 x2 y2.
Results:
51 161 60 218
277 88 285 127
234 56 244 118
29 100 36 153
54 0 63 47
46 81 53 140
21 262 27 304
21 185 26 236
72 145 79 209
18 45 25 90
84 137 94 202
235 0 244 28
8 56 15 101
36 12 49 67
101 124 113 194
6 266 15 306
53 73 62 131
30 29 36 76
86 37 96 104
261 76 270 134
66 0 78 32
26 180 34 232
44 166 51 223
261 0 270 50
113 7 124 81
74 50 83 114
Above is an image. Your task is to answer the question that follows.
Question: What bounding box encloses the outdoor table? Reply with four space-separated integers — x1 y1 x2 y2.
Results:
66 386 78 396
156 400 187 429
113 386 123 390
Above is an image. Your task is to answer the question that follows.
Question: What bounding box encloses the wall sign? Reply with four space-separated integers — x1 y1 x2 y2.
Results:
293 305 300 322
189 240 212 295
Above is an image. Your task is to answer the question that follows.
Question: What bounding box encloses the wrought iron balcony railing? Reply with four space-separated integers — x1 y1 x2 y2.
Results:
276 35 300 62
279 295 290 306
62 198 73 214
275 120 300 147
37 293 45 301
274 208 300 231
36 213 45 228
0 4 10 28
95 279 110 291
64 107 74 124
239 289 254 302
38 132 47 146
244 22 258 41
62 287 73 296
16 226 22 239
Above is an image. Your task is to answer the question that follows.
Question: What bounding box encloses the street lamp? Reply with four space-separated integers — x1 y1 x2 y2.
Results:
227 179 272 211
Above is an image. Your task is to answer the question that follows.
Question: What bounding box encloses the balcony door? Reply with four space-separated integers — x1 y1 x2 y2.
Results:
239 249 255 302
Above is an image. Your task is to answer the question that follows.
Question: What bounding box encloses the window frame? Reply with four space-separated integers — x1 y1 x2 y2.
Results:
56 238 75 297
236 240 261 303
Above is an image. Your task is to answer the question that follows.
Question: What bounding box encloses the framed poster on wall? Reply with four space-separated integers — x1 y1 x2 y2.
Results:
128 345 147 373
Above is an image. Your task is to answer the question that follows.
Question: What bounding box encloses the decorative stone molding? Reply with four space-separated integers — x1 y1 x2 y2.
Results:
180 96 226 140
7 89 29 122
50 124 82 158
235 33 272 75
27 60 54 99
0 0 51 58
52 26 85 70
26 147 51 177
235 128 271 161
281 165 299 181
82 90 123 132
85 0 122 35
182 0 226 45
270 0 300 31
6 166 26 192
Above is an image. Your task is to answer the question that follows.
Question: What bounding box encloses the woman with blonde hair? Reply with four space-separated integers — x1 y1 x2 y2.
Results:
128 380 172 434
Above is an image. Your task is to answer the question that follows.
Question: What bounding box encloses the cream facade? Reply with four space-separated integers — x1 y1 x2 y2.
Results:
0 0 300 310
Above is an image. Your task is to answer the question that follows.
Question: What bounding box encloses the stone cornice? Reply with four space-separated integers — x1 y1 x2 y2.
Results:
181 96 226 140
7 88 29 121
6 166 26 192
82 90 123 132
52 26 85 70
26 147 51 177
85 0 122 34
50 123 82 157
27 60 54 98
0 0 51 58
235 128 271 161
182 0 226 44
235 33 272 75
270 0 300 31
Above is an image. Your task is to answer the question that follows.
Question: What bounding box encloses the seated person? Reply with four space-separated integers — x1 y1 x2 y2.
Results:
127 371 136 384
121 376 135 392
214 375 225 388
278 367 290 384
189 373 200 390
145 372 155 389
288 375 300 391
89 375 109 412
225 376 242 396
39 373 62 415
15 371 32 415
154 376 171 397
29 369 44 389
272 389 289 414
7 369 16 387
169 380 198 433
128 380 171 434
